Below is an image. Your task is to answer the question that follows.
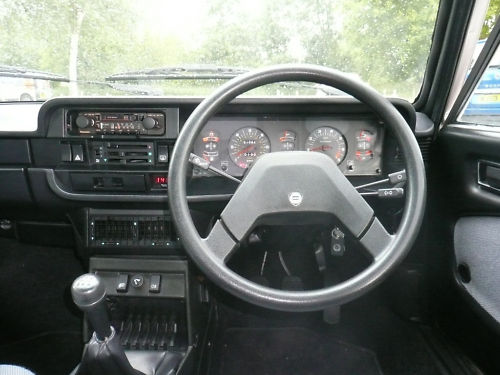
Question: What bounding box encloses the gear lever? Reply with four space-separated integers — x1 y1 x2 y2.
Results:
71 273 112 341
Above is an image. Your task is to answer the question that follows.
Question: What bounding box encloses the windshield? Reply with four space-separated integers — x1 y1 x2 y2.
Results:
0 0 440 101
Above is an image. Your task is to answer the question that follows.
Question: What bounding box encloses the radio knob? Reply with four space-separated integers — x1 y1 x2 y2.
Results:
142 116 156 130
75 115 93 129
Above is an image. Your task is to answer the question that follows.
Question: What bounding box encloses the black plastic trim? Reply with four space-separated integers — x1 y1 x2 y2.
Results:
416 0 475 126
38 168 232 203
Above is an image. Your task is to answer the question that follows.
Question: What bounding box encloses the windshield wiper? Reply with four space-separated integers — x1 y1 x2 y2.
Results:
106 64 249 81
105 64 345 96
0 65 68 82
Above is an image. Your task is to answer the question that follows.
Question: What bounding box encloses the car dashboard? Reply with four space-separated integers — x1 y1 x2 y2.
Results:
0 96 421 254
193 115 384 178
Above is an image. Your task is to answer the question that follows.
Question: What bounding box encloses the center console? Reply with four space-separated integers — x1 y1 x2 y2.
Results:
69 207 204 374
30 101 208 374
73 257 198 375
73 224 205 375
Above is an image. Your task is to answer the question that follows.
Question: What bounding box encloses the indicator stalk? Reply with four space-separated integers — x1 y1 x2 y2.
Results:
189 153 241 184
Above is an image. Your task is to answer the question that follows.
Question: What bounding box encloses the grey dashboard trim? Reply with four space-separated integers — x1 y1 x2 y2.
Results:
415 112 434 137
38 168 232 203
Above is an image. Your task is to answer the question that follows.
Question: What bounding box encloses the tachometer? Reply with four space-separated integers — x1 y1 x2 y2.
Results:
229 127 271 169
305 127 347 164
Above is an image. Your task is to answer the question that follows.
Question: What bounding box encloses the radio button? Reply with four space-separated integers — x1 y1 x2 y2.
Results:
76 115 92 129
143 116 156 129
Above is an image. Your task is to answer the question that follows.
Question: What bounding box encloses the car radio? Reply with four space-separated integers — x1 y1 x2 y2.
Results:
67 111 166 136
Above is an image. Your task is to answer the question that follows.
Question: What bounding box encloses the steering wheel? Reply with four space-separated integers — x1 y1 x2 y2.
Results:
168 64 426 312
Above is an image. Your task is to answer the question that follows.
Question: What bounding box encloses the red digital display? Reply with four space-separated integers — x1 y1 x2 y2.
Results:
154 176 167 184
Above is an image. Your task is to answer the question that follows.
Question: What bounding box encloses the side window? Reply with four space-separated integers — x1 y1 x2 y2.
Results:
459 1 500 125
460 44 500 125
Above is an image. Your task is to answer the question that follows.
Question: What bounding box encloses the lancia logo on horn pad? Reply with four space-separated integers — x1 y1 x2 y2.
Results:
288 192 303 207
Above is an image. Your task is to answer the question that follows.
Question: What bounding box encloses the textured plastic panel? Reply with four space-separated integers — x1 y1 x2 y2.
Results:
454 216 500 323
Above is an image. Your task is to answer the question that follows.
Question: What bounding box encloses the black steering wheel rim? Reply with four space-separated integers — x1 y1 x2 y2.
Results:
168 64 426 312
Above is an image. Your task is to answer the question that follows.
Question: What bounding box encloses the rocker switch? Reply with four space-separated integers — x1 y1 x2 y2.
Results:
116 274 129 293
149 275 161 293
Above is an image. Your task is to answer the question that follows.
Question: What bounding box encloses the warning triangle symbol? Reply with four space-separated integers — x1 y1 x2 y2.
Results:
74 155 81 161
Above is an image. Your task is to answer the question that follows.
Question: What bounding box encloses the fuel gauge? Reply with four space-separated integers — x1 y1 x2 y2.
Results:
355 130 375 162
279 130 296 151
356 150 374 161
202 130 220 162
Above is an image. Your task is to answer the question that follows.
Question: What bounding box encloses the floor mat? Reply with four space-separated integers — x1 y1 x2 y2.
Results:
0 238 84 374
0 332 83 375
216 327 382 375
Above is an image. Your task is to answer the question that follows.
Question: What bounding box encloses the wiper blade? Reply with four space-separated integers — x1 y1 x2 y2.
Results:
106 64 248 81
0 65 68 82
278 81 345 96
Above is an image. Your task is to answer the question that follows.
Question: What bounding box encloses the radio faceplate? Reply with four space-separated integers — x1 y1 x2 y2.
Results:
67 111 166 136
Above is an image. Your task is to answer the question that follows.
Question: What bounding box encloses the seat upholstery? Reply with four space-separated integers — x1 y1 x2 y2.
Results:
0 365 35 375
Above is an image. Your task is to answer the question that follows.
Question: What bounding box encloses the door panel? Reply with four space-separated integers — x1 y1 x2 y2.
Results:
454 216 500 324
432 124 500 374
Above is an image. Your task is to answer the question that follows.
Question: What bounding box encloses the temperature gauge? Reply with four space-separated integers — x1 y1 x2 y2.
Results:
202 130 220 162
279 130 296 151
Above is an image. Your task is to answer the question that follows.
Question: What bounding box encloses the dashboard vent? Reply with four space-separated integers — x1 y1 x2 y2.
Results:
91 141 154 165
392 136 432 165
417 137 432 162
89 215 175 248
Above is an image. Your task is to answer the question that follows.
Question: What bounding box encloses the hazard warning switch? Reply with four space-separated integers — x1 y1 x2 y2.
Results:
71 144 84 162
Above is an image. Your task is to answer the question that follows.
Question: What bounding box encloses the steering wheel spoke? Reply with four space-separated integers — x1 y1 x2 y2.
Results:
359 217 395 259
220 151 375 242
203 220 239 264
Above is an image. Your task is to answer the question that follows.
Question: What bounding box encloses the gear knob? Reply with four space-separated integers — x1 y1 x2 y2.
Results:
72 273 112 340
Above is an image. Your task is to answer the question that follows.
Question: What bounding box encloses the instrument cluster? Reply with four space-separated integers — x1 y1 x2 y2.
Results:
192 115 384 177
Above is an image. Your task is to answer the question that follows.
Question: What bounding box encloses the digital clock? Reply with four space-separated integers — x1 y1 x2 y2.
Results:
151 174 168 189
154 176 167 184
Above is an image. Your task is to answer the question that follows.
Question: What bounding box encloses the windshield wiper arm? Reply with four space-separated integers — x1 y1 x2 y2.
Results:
0 65 68 82
105 65 344 96
106 65 249 81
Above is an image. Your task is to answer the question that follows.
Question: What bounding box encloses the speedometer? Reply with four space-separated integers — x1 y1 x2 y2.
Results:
229 127 271 169
305 127 347 165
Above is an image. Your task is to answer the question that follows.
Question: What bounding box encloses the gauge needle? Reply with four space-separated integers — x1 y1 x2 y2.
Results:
236 145 255 157
310 145 332 152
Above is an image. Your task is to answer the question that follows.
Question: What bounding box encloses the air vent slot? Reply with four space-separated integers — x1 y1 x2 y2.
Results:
91 141 154 165
88 214 176 248
417 136 432 162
